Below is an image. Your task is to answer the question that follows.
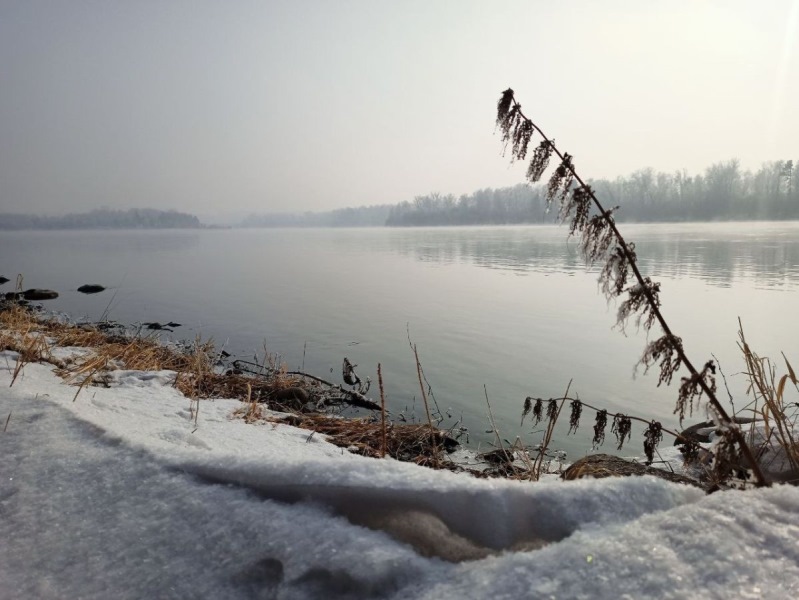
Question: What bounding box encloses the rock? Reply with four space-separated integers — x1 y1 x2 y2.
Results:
479 448 515 465
280 415 305 427
77 284 106 294
143 321 181 331
0 277 9 285
273 387 310 408
562 454 705 489
674 416 758 445
22 288 59 301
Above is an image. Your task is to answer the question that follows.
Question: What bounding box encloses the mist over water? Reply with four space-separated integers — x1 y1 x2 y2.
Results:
2 221 797 458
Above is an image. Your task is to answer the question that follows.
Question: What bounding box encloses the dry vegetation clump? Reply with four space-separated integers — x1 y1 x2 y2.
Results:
0 303 312 411
1 304 61 384
266 413 460 467
736 323 799 484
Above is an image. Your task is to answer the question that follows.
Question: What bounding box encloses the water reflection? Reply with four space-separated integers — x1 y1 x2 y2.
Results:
381 223 799 289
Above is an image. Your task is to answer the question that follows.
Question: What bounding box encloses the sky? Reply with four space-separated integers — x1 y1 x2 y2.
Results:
1 0 798 218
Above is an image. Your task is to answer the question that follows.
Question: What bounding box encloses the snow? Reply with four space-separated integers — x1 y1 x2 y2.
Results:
2 350 799 599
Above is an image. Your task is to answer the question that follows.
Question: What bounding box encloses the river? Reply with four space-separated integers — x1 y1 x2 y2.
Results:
2 221 798 460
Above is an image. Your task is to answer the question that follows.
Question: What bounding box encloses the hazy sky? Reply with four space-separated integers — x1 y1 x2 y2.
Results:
1 1 798 217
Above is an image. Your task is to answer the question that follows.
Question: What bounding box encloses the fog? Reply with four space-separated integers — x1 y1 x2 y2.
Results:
1 1 797 218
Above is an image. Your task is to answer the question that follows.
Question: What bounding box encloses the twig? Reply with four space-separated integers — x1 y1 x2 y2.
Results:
532 380 571 478
378 363 387 458
712 352 735 413
549 395 684 441
412 343 439 468
483 384 505 453
233 360 381 410
406 325 443 421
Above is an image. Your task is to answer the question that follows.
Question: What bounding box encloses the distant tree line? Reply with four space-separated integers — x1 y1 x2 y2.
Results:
386 159 798 226
243 204 392 227
0 208 202 230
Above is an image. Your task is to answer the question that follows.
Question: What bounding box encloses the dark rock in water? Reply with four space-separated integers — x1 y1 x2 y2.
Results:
0 277 9 285
674 416 758 445
77 284 106 294
3 292 23 301
22 288 59 301
479 448 515 465
272 387 311 408
143 321 182 331
562 453 705 489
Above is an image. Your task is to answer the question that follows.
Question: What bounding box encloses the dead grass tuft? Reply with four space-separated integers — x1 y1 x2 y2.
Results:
1 303 466 475
270 413 457 466
738 321 799 482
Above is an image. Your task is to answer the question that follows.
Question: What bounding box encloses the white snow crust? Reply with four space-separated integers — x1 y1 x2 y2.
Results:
2 350 798 599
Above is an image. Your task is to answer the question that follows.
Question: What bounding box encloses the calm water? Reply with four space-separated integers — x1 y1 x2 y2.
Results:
2 222 798 459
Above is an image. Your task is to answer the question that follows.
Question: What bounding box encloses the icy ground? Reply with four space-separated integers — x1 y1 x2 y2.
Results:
2 350 799 599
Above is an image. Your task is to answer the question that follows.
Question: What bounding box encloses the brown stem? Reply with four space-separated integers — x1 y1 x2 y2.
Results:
554 396 683 440
413 344 440 468
509 94 768 487
378 363 387 458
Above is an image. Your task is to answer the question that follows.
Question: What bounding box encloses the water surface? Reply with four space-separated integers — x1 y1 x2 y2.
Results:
2 222 797 459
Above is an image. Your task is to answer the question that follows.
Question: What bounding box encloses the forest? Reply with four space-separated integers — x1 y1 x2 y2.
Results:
386 159 798 226
0 208 202 230
243 204 392 228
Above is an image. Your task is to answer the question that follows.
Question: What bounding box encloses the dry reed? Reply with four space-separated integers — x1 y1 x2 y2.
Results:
738 321 799 480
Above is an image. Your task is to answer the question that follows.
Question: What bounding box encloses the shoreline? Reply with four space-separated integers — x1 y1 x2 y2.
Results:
0 297 704 486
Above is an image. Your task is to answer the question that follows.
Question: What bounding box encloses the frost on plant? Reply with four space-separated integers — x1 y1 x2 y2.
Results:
640 334 683 387
643 421 663 465
560 185 593 236
592 409 608 448
546 398 559 422
616 277 661 333
547 154 575 206
526 141 553 183
675 361 717 424
568 400 582 434
611 414 632 450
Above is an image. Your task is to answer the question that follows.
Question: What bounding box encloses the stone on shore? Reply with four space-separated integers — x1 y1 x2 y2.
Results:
562 454 705 489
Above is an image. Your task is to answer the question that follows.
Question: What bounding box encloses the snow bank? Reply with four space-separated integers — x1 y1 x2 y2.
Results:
2 350 799 599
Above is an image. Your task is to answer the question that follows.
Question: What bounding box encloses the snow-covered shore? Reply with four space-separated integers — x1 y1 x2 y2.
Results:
2 349 799 598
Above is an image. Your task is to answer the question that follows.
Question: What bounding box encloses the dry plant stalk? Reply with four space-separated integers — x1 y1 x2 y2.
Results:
238 382 264 423
532 381 571 479
496 88 767 487
483 384 506 453
276 413 453 466
738 321 799 475
412 343 440 468
378 363 387 458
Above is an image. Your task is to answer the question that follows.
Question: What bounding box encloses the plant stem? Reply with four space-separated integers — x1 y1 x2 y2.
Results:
509 95 768 487
378 363 387 458
413 344 439 468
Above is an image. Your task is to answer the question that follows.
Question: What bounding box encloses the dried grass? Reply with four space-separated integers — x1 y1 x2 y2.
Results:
738 321 799 480
1 303 509 478
269 413 456 466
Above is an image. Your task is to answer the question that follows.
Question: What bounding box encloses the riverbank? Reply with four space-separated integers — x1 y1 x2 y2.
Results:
3 301 799 597
0 301 704 482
